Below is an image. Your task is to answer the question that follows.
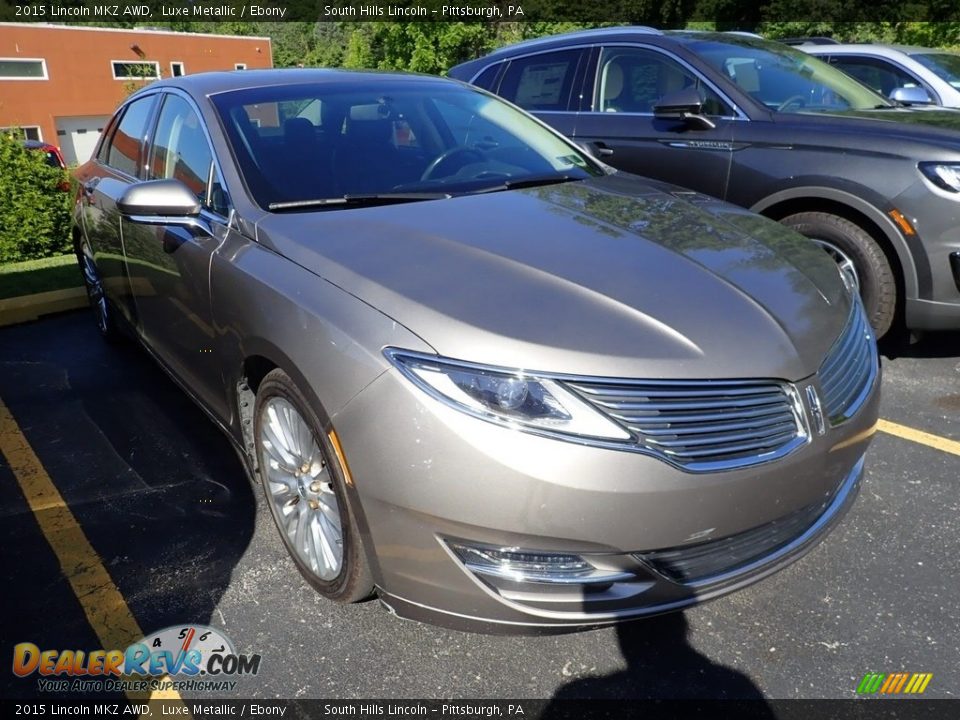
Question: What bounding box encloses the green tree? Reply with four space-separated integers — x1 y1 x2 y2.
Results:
0 135 72 264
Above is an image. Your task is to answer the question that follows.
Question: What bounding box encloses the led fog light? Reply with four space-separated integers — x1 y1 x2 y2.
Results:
448 541 633 585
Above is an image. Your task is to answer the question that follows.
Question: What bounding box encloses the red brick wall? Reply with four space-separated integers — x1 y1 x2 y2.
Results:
0 23 272 146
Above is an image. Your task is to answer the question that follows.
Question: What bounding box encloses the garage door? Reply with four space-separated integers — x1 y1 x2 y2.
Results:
55 116 111 166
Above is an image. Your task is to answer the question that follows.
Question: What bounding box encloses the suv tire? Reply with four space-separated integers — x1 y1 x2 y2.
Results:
782 212 897 338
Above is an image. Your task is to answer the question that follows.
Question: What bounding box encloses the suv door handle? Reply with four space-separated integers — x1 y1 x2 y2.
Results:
592 142 614 157
83 178 101 194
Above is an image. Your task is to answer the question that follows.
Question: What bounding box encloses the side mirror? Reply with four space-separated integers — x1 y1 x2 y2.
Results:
653 87 717 129
118 179 200 217
117 179 211 234
889 86 933 106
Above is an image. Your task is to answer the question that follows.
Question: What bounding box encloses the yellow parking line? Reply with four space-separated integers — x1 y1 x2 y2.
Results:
878 418 960 457
0 396 187 709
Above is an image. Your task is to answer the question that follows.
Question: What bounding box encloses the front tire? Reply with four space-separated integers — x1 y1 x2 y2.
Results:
253 369 373 602
781 212 897 338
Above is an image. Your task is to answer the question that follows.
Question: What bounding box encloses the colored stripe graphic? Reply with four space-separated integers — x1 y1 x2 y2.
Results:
857 672 932 694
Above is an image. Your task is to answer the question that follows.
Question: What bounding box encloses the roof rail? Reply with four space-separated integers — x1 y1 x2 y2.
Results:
489 25 662 56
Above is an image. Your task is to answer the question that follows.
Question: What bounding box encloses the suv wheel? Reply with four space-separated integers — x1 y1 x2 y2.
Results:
782 212 896 338
253 369 374 602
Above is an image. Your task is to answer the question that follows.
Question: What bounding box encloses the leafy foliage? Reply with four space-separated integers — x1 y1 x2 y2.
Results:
0 136 72 264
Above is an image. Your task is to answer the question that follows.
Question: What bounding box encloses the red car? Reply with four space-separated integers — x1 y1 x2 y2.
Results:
23 139 67 169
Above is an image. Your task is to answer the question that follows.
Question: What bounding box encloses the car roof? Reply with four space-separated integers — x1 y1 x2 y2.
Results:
129 68 459 100
802 44 945 56
472 27 781 62
21 139 56 150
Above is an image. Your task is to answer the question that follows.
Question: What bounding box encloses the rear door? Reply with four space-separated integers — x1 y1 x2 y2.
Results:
573 45 739 198
78 94 158 328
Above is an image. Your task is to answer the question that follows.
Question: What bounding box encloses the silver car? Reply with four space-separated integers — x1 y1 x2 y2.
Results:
800 43 960 108
72 70 880 632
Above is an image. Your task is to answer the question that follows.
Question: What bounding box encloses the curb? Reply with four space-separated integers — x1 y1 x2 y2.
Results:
0 287 87 328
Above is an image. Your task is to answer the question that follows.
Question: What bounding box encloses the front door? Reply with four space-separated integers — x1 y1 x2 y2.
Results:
574 45 737 199
122 93 231 418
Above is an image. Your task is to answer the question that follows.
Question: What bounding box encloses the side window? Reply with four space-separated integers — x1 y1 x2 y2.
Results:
472 63 503 91
830 56 926 98
95 115 119 164
104 96 154 177
150 94 228 215
499 50 585 112
596 47 733 116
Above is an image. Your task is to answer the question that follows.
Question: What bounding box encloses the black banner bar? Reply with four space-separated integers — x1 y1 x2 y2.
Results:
3 0 960 23
2 699 960 720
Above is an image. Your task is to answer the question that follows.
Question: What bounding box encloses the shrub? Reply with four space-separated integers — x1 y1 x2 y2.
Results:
0 135 73 264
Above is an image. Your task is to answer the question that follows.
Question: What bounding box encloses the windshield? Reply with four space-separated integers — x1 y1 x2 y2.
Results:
210 80 602 209
911 52 960 89
685 37 892 113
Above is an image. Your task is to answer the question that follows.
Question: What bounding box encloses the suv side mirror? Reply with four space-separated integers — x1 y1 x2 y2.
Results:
889 86 933 106
653 87 717 129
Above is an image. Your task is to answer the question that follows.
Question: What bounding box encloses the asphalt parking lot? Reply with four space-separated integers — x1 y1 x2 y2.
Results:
0 310 958 703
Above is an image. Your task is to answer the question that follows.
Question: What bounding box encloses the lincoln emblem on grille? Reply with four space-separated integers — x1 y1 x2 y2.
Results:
806 385 826 436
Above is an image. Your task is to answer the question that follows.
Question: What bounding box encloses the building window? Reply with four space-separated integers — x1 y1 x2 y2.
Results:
1 126 42 141
235 63 247 70
111 61 160 80
170 61 185 77
0 58 48 80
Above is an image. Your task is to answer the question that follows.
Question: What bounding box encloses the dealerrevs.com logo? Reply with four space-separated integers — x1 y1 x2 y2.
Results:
12 624 261 693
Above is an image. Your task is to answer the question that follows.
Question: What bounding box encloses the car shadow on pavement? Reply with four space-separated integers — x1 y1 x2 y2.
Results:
541 614 775 715
0 312 256 698
881 330 960 360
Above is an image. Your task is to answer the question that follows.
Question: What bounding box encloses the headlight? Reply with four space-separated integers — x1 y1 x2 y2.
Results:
385 349 631 441
919 162 960 193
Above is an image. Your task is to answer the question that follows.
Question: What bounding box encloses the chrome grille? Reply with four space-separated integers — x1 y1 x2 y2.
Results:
567 379 805 471
635 494 831 585
819 303 877 426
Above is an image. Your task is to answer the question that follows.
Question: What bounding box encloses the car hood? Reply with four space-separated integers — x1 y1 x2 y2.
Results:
253 174 849 381
786 106 960 146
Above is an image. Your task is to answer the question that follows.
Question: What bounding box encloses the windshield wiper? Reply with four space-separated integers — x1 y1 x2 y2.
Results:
268 192 451 211
468 174 582 195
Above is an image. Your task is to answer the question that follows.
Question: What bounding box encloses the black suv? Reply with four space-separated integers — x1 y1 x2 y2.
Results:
450 27 960 338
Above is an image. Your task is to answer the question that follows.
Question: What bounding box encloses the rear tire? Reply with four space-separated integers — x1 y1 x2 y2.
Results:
253 368 373 603
74 236 118 341
781 212 897 338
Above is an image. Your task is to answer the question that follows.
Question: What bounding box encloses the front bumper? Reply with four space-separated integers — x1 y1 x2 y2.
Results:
332 362 879 633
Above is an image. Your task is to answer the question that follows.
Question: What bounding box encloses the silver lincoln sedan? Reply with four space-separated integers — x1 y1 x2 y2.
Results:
72 69 880 632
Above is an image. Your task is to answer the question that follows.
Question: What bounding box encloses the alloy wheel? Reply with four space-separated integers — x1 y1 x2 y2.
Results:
811 238 860 292
258 397 343 580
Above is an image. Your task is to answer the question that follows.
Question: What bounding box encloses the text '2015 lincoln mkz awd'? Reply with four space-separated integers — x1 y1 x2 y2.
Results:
72 69 880 632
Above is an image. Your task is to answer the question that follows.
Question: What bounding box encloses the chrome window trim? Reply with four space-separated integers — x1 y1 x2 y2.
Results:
385 347 811 474
587 43 748 121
